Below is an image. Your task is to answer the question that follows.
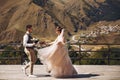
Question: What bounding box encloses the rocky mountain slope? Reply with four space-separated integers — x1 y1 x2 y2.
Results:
0 0 120 43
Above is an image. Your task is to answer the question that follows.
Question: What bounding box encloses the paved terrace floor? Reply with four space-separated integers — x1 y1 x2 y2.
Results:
0 65 120 80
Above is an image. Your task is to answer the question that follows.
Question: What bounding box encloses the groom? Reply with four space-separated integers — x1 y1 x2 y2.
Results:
22 25 37 77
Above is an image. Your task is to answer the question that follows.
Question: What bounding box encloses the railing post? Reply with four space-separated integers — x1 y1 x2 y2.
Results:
107 44 111 65
20 44 24 65
78 42 81 64
20 50 23 65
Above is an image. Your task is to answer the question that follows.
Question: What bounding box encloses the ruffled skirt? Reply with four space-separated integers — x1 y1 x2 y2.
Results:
37 43 77 78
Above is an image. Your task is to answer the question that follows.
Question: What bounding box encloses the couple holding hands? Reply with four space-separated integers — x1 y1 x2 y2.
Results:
22 24 77 78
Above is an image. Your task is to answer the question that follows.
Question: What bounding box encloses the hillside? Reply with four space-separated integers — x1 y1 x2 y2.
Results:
0 0 120 43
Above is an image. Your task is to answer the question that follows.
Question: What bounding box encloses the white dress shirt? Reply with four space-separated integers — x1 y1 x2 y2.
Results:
23 31 34 47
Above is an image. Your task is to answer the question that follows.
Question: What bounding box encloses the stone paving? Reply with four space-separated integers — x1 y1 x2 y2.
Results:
0 65 120 80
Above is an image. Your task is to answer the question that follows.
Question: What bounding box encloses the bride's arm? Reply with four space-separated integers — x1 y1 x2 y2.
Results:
48 36 58 45
48 41 54 45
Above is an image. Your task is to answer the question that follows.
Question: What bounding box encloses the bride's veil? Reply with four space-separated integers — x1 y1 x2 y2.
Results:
60 29 64 37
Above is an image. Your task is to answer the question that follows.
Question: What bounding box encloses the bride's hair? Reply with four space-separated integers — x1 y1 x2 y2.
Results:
56 26 63 33
54 22 63 33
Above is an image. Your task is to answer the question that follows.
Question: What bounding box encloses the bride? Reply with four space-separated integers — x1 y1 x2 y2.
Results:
37 25 77 78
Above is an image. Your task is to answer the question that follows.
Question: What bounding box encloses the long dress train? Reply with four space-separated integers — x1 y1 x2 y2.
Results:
37 29 77 78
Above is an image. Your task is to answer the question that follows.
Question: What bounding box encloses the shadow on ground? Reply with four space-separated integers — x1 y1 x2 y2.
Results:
35 74 51 77
35 73 100 79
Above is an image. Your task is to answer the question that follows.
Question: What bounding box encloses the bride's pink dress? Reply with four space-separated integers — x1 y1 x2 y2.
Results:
37 29 77 78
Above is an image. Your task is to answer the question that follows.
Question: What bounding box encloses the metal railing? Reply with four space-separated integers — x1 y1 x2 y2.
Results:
0 43 120 65
0 43 23 64
69 43 120 65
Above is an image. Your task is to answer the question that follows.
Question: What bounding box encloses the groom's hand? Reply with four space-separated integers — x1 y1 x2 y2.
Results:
31 38 39 44
34 40 39 44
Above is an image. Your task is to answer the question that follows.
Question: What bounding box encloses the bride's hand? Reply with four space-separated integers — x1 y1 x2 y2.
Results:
40 41 50 46
40 41 46 44
45 42 51 46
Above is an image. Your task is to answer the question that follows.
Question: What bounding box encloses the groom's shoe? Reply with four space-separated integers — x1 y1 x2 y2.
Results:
46 67 51 73
47 70 51 73
22 67 27 76
28 75 37 78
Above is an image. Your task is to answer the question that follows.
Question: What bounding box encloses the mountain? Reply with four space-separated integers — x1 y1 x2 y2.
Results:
0 0 120 43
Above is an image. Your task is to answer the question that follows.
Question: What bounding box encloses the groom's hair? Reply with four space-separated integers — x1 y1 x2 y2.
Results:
26 25 32 30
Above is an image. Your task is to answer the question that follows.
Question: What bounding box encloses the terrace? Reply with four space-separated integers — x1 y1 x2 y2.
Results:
0 43 120 80
0 65 120 80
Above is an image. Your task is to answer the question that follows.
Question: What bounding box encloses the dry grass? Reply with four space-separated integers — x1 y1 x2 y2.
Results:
0 0 120 43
